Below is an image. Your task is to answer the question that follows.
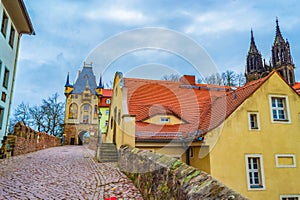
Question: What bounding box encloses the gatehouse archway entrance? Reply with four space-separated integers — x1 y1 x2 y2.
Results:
78 131 91 145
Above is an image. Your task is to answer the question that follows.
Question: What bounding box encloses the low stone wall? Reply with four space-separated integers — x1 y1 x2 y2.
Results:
8 122 61 156
118 146 248 200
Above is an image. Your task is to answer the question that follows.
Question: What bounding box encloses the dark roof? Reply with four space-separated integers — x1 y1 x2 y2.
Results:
72 66 97 94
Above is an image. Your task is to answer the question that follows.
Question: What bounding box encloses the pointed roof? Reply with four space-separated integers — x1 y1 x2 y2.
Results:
248 29 260 54
72 66 97 94
122 71 293 142
97 75 104 89
64 72 73 87
274 17 285 45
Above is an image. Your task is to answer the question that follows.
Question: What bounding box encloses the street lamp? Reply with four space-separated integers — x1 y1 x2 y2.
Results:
96 111 102 160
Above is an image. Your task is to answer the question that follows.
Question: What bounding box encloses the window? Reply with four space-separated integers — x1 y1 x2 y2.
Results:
118 109 121 125
106 109 109 115
1 92 6 102
106 99 111 105
269 95 290 123
280 195 300 200
0 107 4 129
68 103 78 119
83 104 90 111
160 117 170 123
83 115 89 124
248 112 260 130
245 154 265 190
276 154 296 168
9 25 15 47
1 12 8 37
3 68 9 88
105 120 108 127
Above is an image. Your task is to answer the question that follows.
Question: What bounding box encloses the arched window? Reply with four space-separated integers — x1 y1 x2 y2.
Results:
68 103 78 119
82 104 91 124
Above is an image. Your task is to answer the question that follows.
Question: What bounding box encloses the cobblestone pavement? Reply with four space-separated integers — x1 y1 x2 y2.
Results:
0 146 144 200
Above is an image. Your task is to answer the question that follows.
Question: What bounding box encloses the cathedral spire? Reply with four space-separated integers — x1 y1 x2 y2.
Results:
245 29 265 82
249 28 259 53
274 17 284 45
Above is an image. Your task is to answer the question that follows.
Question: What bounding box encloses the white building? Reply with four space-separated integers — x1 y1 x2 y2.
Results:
0 0 34 142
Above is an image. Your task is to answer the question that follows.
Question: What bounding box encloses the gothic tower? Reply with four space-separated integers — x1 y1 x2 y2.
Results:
245 30 269 82
271 18 295 85
63 63 100 145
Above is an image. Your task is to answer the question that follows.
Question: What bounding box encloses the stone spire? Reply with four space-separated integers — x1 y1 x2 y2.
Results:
245 29 264 82
271 17 295 85
274 17 285 45
249 29 259 54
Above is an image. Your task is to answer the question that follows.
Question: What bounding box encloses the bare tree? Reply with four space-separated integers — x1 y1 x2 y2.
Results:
13 102 30 126
29 105 44 132
40 93 64 136
10 93 65 137
161 74 180 81
236 72 246 87
222 70 237 86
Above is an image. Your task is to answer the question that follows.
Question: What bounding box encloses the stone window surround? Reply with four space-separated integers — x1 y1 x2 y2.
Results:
269 94 291 124
248 111 260 131
245 154 266 191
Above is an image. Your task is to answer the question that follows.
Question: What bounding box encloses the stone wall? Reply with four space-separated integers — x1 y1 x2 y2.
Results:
8 122 61 156
118 146 248 200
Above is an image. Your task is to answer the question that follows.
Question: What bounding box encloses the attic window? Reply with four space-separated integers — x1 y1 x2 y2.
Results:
248 112 260 130
160 117 170 123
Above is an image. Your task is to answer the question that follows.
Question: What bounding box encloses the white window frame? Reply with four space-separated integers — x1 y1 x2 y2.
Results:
269 95 291 124
248 112 260 131
280 194 300 200
275 154 296 168
245 154 266 190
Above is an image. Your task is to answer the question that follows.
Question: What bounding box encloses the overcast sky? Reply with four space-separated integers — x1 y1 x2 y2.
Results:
13 0 300 111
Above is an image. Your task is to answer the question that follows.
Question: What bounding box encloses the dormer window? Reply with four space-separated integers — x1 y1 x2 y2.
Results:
160 117 170 123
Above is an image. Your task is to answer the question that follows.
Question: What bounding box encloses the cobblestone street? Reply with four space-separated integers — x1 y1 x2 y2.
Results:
0 146 143 200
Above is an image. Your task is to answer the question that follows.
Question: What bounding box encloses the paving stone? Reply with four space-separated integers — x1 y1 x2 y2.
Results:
0 146 143 200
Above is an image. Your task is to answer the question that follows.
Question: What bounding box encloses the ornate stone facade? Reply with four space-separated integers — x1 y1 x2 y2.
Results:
63 63 103 145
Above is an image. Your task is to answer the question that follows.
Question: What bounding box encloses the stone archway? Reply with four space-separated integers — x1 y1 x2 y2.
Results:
78 131 91 145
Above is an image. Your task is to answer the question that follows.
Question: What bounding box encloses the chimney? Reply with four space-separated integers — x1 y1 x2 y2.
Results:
180 75 195 85
78 70 81 77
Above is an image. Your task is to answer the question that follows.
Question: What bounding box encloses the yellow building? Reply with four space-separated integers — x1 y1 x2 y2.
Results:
106 71 300 199
197 71 300 199
64 63 102 145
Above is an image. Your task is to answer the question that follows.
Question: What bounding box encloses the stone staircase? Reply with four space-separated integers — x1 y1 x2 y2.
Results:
99 143 119 162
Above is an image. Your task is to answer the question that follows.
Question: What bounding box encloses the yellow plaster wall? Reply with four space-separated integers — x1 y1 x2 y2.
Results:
144 115 184 125
106 73 136 148
190 146 211 174
204 73 300 199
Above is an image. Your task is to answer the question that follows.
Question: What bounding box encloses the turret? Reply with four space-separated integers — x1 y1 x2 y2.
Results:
95 75 104 97
64 72 74 96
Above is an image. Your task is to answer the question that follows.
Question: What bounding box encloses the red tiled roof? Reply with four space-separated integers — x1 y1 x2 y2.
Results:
123 73 272 142
102 89 113 97
293 82 300 95
99 89 113 107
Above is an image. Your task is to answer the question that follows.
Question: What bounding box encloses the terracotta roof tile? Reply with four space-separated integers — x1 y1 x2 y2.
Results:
293 82 300 95
123 73 273 141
